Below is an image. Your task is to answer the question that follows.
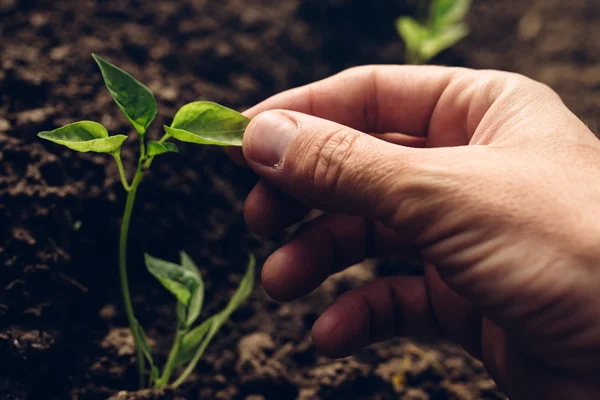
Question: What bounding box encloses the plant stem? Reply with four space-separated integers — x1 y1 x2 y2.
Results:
158 133 171 144
155 324 185 388
119 136 147 388
113 152 132 192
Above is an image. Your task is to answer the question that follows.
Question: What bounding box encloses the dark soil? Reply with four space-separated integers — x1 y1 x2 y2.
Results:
1 0 599 399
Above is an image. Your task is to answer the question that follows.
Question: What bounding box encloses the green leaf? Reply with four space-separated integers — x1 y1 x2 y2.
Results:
221 253 255 317
144 253 200 306
175 254 255 368
147 141 169 157
166 101 250 147
38 121 127 153
92 54 157 135
430 0 472 28
146 141 178 157
180 252 204 328
163 142 179 153
396 17 429 64
420 23 469 62
134 320 159 384
174 316 214 366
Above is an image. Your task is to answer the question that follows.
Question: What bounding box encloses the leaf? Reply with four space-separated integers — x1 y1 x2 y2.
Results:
175 254 255 368
163 142 179 153
147 141 178 157
92 54 157 135
134 320 159 384
144 253 200 306
430 0 472 28
420 23 469 62
396 17 429 64
166 101 250 147
221 253 255 317
180 252 204 328
174 316 214 366
147 141 169 157
38 121 127 153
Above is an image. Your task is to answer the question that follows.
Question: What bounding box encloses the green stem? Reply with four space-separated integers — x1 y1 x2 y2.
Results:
155 324 185 388
119 135 148 388
120 166 145 388
158 133 171 144
113 152 132 192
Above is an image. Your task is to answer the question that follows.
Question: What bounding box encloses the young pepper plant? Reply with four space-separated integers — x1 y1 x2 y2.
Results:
37 54 255 389
397 0 472 64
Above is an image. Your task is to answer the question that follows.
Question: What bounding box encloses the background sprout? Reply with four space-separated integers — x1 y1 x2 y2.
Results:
397 0 472 64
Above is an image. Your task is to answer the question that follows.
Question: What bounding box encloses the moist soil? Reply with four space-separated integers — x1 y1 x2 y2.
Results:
1 0 599 399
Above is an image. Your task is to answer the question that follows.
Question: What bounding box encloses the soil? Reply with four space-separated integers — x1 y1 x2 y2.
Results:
1 0 599 399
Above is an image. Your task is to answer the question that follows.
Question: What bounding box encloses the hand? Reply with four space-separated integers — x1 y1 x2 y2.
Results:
228 66 600 399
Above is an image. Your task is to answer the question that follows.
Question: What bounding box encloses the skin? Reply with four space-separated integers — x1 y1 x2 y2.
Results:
226 66 600 399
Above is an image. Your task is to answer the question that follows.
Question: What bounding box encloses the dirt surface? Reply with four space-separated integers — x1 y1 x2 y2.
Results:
1 0 599 399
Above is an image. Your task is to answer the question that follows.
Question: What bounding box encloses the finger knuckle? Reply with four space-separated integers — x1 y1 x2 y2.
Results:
305 128 362 195
485 70 560 102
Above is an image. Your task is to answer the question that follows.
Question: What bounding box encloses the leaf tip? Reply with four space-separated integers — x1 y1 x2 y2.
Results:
91 53 103 65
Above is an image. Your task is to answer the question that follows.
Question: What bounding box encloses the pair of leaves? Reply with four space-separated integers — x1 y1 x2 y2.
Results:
145 252 204 329
92 53 250 145
37 54 156 153
38 54 250 154
397 0 471 65
174 254 255 367
145 252 254 388
93 54 251 146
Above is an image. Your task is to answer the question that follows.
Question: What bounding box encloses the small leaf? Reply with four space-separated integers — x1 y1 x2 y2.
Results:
421 23 469 62
180 252 204 328
147 141 169 157
221 253 255 316
134 320 159 384
145 253 200 306
396 17 429 64
163 142 179 153
147 141 179 157
38 121 127 153
430 0 472 28
92 54 157 135
175 316 214 366
175 254 255 368
166 101 250 147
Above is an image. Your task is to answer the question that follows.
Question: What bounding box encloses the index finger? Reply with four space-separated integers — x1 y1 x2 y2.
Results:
226 65 486 166
244 65 461 135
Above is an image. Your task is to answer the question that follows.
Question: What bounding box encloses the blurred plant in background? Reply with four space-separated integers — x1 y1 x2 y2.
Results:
397 0 472 64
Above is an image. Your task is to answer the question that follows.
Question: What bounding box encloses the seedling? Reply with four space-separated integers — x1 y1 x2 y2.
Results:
397 0 472 64
38 54 255 389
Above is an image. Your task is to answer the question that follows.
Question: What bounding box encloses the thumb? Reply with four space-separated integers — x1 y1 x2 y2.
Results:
242 110 450 230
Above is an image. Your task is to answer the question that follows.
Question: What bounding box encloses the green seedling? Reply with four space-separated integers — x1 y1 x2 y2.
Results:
397 0 472 64
38 54 255 389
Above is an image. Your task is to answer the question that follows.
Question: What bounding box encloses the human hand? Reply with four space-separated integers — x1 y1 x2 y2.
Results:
228 66 600 399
